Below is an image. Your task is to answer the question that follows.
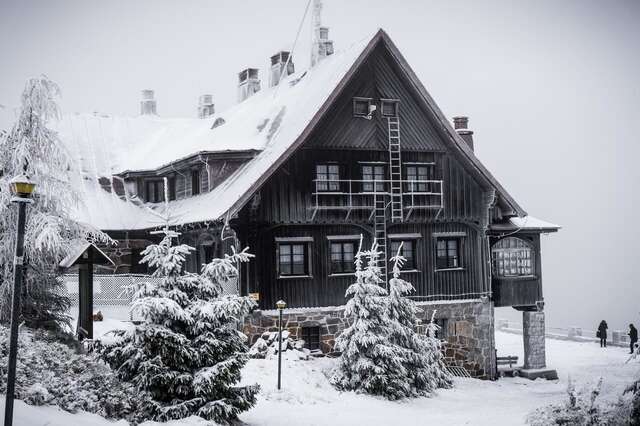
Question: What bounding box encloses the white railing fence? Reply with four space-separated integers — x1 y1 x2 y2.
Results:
62 273 239 322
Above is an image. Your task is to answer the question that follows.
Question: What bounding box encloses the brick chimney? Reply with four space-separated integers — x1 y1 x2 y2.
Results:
198 94 215 118
453 116 474 151
238 68 261 102
269 51 295 87
140 90 157 115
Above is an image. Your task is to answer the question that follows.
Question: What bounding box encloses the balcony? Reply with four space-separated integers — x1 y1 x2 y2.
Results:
310 179 444 220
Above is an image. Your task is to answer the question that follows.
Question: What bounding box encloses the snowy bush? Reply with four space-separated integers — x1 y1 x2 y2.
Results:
0 76 109 332
0 326 150 423
93 234 259 424
249 330 311 360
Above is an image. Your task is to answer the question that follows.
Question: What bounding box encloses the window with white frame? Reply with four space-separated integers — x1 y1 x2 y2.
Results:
276 238 312 277
316 164 340 192
330 241 356 274
361 164 385 192
436 238 461 270
491 237 534 277
405 165 433 192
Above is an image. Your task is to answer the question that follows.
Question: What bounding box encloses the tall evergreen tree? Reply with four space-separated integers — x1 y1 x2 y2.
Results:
0 76 108 331
388 244 453 396
331 241 412 400
94 232 259 424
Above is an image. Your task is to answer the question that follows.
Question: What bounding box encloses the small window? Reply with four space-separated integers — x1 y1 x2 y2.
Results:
436 238 460 270
316 164 340 192
353 97 372 117
145 180 164 203
406 165 433 193
301 326 320 351
434 318 448 339
330 241 356 274
381 99 399 117
278 243 309 276
362 165 385 192
191 169 201 196
389 240 416 270
492 237 534 277
168 177 176 201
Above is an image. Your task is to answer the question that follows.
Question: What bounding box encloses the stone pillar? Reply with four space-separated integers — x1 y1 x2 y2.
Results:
523 310 546 369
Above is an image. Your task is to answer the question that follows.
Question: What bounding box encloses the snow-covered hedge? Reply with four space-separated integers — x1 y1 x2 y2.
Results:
0 327 151 423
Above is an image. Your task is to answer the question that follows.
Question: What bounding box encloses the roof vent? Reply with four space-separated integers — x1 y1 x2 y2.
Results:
453 116 474 151
140 90 157 115
269 51 295 87
198 94 215 119
238 68 261 102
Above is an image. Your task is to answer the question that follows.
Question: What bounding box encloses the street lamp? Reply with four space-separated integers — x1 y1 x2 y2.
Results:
4 174 35 426
276 299 286 390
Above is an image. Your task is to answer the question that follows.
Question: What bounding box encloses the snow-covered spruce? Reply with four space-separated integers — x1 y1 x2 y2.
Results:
330 241 413 400
0 76 108 331
93 235 259 424
387 247 453 396
249 330 311 360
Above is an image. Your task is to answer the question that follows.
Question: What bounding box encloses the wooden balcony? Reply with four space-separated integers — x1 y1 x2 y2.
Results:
310 178 444 220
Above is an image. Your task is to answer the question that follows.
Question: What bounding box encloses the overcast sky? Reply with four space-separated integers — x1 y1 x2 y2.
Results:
1 0 639 332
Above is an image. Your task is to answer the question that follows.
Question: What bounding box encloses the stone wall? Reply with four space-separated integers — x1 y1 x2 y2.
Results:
417 299 495 379
243 299 496 379
523 310 546 369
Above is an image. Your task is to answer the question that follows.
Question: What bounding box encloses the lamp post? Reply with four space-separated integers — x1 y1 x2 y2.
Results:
4 175 35 426
276 299 286 390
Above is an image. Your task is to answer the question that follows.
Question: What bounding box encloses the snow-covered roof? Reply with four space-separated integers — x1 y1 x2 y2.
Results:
56 32 374 230
490 215 561 233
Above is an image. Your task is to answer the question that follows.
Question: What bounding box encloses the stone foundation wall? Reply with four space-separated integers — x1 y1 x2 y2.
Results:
417 300 495 379
243 299 496 379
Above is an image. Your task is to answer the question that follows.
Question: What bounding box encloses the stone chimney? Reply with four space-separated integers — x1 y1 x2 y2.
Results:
310 0 334 67
198 94 215 118
453 116 474 151
238 68 261 102
140 90 157 115
269 51 295 87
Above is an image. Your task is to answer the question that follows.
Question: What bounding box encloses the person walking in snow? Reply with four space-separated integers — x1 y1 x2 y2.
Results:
628 324 638 354
597 320 608 347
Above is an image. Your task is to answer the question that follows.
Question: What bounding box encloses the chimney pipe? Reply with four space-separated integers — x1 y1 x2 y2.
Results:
238 68 261 102
311 0 334 67
269 51 295 87
453 116 474 151
198 94 215 118
140 90 157 115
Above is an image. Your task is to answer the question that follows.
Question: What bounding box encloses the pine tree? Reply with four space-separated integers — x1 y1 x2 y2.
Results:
331 240 412 400
94 232 259 424
387 244 453 396
0 76 108 331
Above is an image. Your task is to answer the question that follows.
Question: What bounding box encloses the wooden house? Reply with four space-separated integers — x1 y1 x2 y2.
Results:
57 28 559 379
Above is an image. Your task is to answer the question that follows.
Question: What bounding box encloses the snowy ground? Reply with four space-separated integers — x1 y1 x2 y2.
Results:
3 329 638 425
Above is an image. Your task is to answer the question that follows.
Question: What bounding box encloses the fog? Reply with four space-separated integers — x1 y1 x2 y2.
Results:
1 0 638 332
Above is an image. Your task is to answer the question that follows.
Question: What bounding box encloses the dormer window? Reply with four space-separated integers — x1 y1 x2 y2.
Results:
381 99 399 117
145 180 164 203
353 97 372 117
191 169 201 196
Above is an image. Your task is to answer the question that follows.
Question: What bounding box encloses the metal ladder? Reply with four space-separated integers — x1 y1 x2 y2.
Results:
387 116 403 222
373 193 389 287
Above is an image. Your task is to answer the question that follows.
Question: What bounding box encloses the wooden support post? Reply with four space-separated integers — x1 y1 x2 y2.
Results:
77 248 94 340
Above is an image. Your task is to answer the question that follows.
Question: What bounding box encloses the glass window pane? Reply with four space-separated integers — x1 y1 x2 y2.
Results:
293 244 304 255
280 244 290 255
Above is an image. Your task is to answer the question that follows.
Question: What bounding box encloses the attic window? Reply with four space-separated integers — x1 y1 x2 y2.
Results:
381 99 399 117
353 97 372 117
191 169 201 196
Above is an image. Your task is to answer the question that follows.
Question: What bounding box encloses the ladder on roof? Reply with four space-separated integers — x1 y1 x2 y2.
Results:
388 116 403 223
373 193 389 288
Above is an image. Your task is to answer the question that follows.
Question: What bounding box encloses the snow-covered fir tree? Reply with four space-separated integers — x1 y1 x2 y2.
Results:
94 232 259 424
331 240 412 400
387 244 452 396
0 76 108 331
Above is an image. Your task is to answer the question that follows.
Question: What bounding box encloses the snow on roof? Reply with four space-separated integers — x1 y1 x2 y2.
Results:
56 32 374 230
491 215 561 232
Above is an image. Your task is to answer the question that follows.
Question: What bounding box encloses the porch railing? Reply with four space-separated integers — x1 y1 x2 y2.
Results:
311 178 444 220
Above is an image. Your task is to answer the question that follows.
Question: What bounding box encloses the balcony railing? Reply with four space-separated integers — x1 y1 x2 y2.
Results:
311 179 444 220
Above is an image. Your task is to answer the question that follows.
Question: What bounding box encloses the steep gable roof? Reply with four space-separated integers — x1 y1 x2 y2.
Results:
58 29 527 231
